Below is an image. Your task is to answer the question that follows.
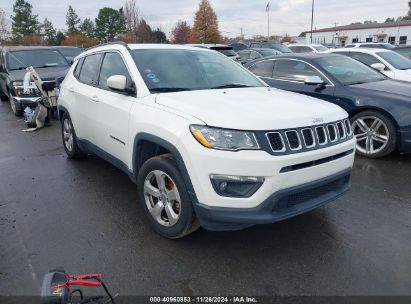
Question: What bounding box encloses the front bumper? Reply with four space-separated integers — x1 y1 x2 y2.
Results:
12 96 41 110
194 168 351 231
398 128 411 154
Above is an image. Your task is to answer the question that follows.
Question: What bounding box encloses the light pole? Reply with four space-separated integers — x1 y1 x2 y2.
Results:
310 0 315 43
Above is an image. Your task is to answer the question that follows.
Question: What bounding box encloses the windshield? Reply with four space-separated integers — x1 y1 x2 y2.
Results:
131 49 263 92
270 44 292 53
376 51 411 70
56 48 82 57
212 48 237 56
313 45 329 52
259 49 281 56
316 55 386 85
7 50 69 70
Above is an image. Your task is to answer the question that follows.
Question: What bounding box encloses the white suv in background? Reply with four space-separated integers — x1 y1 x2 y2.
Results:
330 48 411 82
58 43 356 238
288 44 329 53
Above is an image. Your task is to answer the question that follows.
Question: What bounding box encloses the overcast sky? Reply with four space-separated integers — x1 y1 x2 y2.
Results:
1 0 409 38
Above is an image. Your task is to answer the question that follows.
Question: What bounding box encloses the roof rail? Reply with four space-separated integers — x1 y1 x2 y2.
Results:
86 41 130 51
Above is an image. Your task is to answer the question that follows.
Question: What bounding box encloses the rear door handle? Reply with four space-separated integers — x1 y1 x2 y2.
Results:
68 87 74 92
91 95 99 102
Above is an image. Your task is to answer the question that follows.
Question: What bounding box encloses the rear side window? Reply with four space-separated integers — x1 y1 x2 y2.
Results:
73 57 84 79
249 60 275 77
79 53 102 85
98 52 131 90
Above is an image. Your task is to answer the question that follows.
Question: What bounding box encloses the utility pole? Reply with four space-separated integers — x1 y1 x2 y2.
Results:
310 0 315 43
266 2 270 40
240 28 244 40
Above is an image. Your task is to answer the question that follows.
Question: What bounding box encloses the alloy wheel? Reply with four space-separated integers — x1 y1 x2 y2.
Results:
144 170 181 227
352 116 389 155
63 119 74 152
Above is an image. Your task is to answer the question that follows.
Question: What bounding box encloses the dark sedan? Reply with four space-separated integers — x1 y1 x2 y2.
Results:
237 48 282 65
245 53 411 158
0 46 70 116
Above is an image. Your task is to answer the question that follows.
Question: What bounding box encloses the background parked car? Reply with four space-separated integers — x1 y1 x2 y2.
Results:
288 44 329 53
189 44 241 62
344 42 396 49
0 46 70 116
228 42 248 52
394 45 411 59
248 40 293 53
330 48 411 82
237 48 282 65
53 46 83 64
245 53 411 158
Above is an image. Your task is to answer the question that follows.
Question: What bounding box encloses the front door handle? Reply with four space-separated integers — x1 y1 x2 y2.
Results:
68 87 74 92
91 95 99 102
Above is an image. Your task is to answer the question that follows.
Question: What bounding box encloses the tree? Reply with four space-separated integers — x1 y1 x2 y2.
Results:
62 33 96 48
0 9 10 42
95 7 124 42
55 30 65 45
136 19 152 43
11 0 39 38
42 18 56 45
191 0 222 44
123 0 140 42
66 5 80 35
385 17 395 23
80 18 95 38
152 28 168 43
171 20 191 44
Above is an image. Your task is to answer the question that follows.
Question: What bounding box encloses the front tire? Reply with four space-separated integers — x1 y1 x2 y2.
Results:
10 99 22 116
0 90 9 102
351 110 397 158
61 113 85 159
137 155 199 239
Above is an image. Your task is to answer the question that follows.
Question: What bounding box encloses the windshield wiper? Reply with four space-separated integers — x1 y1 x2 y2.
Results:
150 87 192 93
10 66 27 70
209 83 255 89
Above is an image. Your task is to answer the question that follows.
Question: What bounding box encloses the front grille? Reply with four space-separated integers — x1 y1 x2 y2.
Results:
265 119 353 155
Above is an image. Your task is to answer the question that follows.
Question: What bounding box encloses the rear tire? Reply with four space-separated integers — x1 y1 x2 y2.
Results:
10 99 22 116
350 110 397 158
61 113 85 159
137 154 199 239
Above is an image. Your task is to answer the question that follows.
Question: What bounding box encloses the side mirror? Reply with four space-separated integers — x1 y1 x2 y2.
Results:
304 76 325 85
371 63 386 72
107 75 127 92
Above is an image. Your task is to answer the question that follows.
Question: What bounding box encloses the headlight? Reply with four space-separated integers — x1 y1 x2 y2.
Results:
190 125 260 151
12 81 24 96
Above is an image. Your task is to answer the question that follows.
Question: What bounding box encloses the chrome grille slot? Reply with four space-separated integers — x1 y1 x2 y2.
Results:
327 124 337 142
337 121 346 139
285 130 301 150
344 119 352 136
315 126 327 145
301 128 315 148
266 132 285 152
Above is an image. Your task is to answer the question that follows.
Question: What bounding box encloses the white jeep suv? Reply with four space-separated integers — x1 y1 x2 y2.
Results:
58 43 356 238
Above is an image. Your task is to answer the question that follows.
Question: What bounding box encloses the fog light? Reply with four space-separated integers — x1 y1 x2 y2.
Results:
210 174 264 198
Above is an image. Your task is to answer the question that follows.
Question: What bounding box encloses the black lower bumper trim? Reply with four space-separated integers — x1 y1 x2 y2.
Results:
194 168 351 231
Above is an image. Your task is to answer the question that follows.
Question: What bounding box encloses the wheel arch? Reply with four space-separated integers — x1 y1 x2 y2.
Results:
348 106 400 130
132 133 199 205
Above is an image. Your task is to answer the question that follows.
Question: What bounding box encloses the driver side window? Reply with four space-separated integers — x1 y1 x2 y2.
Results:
350 52 386 69
98 52 132 91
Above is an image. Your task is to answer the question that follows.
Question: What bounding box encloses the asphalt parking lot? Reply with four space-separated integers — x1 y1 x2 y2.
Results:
0 100 410 297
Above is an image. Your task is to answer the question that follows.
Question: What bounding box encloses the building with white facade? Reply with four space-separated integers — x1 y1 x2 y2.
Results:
300 20 411 47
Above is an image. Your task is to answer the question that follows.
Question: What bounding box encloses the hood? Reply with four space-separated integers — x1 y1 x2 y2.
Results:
155 87 347 130
349 79 411 100
394 69 411 82
8 66 70 82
